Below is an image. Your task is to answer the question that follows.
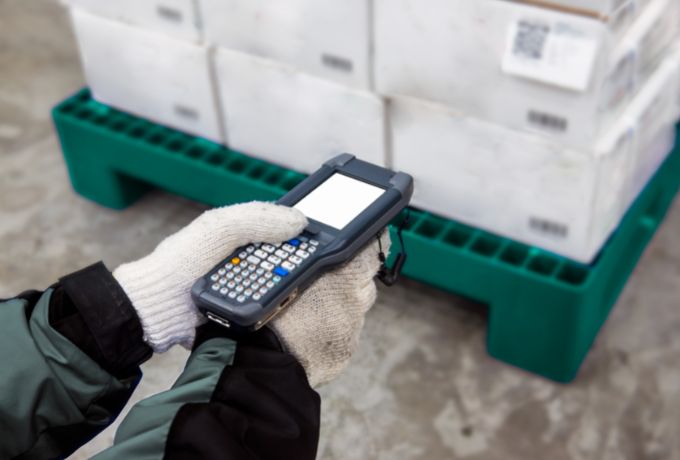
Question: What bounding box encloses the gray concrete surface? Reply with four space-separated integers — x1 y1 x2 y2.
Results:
1 1 679 459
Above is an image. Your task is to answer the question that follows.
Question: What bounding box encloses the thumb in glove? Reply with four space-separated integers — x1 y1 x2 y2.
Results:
113 201 307 352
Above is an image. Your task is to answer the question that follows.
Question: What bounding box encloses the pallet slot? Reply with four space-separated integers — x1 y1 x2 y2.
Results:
469 234 504 258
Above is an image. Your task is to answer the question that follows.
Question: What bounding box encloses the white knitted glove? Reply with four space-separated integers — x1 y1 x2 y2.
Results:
271 233 391 388
113 202 307 352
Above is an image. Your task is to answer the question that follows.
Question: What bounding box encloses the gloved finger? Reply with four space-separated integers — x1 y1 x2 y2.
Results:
270 232 392 387
294 233 390 322
187 201 307 244
155 201 308 273
274 247 382 387
207 201 308 247
317 233 390 319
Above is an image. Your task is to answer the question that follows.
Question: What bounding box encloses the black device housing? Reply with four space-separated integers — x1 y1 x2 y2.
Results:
191 154 414 330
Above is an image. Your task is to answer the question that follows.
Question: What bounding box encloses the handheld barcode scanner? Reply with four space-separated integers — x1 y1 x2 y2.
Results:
191 154 414 331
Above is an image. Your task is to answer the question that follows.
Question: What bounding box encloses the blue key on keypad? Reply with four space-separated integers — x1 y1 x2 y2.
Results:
288 239 301 247
273 266 289 277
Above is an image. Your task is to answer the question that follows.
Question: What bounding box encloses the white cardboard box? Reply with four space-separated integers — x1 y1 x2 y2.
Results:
390 56 678 263
376 0 677 149
213 48 385 174
675 41 680 119
625 52 680 206
515 0 641 24
201 0 372 90
71 9 223 142
65 0 202 42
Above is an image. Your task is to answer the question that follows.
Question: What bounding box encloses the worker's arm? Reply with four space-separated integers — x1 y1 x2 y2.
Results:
92 324 320 460
0 263 152 460
92 201 387 459
92 234 388 460
0 202 320 460
0 261 321 460
0 201 384 459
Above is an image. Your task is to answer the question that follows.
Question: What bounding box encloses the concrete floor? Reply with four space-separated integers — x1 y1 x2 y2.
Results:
1 1 680 459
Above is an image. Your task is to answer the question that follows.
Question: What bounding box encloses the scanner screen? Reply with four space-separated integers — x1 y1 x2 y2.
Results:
294 173 385 230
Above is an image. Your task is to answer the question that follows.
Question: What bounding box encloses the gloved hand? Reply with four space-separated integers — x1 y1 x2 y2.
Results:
114 200 390 389
113 201 307 352
271 233 390 387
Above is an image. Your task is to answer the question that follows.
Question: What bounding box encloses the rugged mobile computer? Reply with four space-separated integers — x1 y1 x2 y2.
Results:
191 154 414 331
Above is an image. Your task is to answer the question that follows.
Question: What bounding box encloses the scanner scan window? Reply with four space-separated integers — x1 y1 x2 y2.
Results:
294 174 385 230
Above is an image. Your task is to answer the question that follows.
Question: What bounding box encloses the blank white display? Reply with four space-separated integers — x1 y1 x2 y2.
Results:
294 174 385 230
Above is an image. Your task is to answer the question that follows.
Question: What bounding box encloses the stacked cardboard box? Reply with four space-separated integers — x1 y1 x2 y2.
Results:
376 0 677 148
212 48 385 175
513 0 646 32
67 1 223 142
65 0 680 262
202 0 386 173
390 55 678 261
67 0 202 41
201 0 373 89
377 0 680 262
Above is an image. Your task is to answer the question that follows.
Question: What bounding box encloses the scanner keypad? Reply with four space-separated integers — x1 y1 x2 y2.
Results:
209 236 318 304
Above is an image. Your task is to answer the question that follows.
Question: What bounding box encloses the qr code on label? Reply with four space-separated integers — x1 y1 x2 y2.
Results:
513 21 550 60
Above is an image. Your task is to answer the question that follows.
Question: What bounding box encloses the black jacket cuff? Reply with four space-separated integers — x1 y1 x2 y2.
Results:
52 262 152 378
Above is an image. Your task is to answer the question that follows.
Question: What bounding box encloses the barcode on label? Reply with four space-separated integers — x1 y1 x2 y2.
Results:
174 105 199 120
529 217 568 238
321 54 354 73
157 5 183 23
512 21 550 61
527 110 568 132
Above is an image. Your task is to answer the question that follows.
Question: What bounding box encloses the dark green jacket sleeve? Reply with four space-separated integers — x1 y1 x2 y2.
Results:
0 263 152 460
1 263 320 460
95 326 321 460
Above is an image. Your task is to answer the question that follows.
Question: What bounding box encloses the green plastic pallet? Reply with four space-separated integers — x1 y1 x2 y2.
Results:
53 89 680 382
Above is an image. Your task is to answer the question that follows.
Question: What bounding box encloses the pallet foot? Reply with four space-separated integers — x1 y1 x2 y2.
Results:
65 161 151 210
487 296 583 383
